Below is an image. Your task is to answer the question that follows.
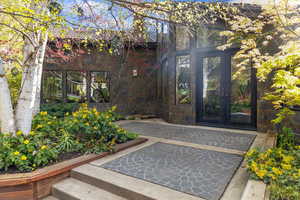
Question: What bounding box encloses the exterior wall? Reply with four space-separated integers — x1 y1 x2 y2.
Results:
156 24 300 134
43 35 300 134
43 46 158 116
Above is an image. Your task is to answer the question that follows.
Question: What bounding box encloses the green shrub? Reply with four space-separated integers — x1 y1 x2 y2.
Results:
277 127 296 150
56 129 83 153
32 111 62 140
0 131 58 172
0 104 138 173
40 103 79 118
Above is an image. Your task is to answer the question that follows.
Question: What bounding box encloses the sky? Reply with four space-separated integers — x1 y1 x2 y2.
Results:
57 0 270 31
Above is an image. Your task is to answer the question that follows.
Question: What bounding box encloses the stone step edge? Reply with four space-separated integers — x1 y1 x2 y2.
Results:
52 177 126 200
71 164 204 200
41 196 60 200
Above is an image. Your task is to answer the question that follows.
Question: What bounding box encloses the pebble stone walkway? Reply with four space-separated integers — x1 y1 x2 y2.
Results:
102 142 243 200
100 121 257 200
120 121 255 151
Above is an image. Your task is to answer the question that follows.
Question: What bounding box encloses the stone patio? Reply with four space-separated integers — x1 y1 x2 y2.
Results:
102 142 243 200
90 120 261 200
120 121 256 151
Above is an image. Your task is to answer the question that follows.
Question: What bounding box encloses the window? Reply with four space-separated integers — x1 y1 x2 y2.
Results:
196 26 225 48
162 23 169 52
42 71 63 103
176 26 190 51
66 71 87 103
176 55 191 104
162 60 168 103
90 71 110 103
42 70 111 104
157 22 170 58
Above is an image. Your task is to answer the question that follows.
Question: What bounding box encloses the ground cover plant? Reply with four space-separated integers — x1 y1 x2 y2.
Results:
0 104 137 173
245 128 300 200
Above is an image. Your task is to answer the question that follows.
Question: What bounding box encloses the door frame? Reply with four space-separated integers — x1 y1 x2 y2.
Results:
195 49 257 130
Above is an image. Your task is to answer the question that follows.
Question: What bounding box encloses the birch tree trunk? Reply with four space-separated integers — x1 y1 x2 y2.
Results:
0 60 16 134
15 32 48 135
33 33 48 116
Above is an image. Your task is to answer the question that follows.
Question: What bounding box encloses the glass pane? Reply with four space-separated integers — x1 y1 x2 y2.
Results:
42 71 62 103
162 60 168 103
176 55 191 104
90 72 110 103
230 58 252 124
176 26 190 50
202 57 222 121
67 71 86 103
197 26 225 48
162 23 169 53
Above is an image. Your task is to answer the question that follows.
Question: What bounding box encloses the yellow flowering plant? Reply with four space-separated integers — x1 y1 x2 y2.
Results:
63 104 138 153
0 104 137 173
245 147 300 200
0 131 58 172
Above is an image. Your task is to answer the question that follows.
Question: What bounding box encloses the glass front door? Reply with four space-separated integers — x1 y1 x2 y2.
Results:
202 56 223 122
196 52 256 129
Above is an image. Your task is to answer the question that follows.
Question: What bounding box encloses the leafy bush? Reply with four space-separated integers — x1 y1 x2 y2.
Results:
40 103 79 118
0 131 58 172
277 127 296 150
245 147 300 200
0 104 138 172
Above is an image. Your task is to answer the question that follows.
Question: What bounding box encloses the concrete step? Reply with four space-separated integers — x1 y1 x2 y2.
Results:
71 164 204 200
41 196 60 200
52 177 127 200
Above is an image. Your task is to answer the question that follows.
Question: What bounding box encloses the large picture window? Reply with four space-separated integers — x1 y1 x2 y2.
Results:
42 71 63 103
176 55 191 104
42 70 110 104
90 71 110 103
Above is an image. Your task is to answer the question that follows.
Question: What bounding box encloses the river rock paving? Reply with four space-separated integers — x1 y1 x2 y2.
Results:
120 121 255 151
101 142 243 200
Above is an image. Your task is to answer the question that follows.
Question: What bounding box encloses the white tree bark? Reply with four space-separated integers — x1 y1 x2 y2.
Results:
33 33 48 116
15 32 48 135
0 60 16 134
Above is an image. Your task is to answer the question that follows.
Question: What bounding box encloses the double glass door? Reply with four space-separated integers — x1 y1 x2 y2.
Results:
196 52 256 129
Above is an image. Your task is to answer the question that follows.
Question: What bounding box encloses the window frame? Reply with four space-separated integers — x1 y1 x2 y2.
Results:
41 69 64 104
41 70 111 104
175 54 192 105
89 71 111 104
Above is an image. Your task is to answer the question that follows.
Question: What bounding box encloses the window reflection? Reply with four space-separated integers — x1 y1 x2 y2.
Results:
196 26 225 48
176 55 191 104
161 60 168 103
42 71 63 103
66 71 86 103
90 72 110 103
202 57 222 121
230 58 251 124
176 26 190 50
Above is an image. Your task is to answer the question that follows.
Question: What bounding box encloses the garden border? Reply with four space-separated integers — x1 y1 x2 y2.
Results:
0 137 148 200
241 133 276 200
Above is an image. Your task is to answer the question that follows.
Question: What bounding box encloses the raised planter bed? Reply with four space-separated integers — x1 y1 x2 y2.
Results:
0 137 148 200
241 133 276 200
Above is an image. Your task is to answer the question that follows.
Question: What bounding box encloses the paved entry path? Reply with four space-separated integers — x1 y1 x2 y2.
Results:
95 120 260 200
119 121 256 151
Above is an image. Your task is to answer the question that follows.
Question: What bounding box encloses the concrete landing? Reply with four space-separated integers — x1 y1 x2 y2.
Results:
119 121 256 151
